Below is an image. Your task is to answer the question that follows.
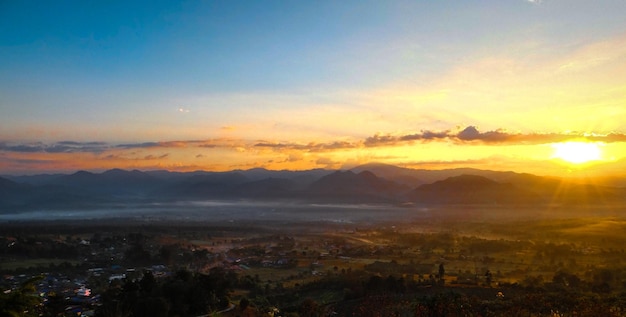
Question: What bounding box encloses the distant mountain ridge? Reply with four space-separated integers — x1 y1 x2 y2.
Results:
306 170 409 202
1 164 625 212
406 174 543 205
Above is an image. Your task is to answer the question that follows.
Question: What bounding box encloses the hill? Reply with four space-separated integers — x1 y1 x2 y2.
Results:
2 164 625 212
407 174 543 204
306 170 409 203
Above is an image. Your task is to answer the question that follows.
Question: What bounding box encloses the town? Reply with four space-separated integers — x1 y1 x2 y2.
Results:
3 211 626 316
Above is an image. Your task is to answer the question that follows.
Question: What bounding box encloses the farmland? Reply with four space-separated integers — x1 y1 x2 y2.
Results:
2 203 626 316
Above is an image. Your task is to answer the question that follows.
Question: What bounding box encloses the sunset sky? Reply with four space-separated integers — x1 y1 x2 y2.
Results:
1 1 626 176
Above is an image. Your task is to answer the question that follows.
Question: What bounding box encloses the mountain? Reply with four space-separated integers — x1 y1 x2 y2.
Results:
306 170 409 202
0 175 109 211
155 169 334 200
0 175 20 189
231 178 298 199
160 171 250 199
351 163 426 187
235 167 332 183
2 173 66 186
353 163 568 186
407 174 544 205
53 169 159 196
352 163 516 187
56 170 99 186
0 176 33 210
2 165 625 212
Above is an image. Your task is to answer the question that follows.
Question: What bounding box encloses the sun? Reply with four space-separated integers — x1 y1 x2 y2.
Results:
551 141 602 164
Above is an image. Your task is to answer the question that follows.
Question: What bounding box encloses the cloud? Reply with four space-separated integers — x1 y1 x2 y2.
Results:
599 133 626 143
315 157 340 169
2 126 625 161
363 126 626 147
254 141 357 152
457 126 510 142
0 157 57 165
0 142 45 153
286 153 303 162
144 154 170 160
116 142 161 149
46 141 109 153
0 141 109 153
116 140 223 149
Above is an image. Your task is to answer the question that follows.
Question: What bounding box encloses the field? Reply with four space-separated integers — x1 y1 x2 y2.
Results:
2 202 626 316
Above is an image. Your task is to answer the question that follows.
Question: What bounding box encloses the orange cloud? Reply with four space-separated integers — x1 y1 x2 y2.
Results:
2 125 626 175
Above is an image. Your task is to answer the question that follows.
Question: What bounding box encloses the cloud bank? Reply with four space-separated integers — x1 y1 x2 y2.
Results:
363 126 626 147
2 126 626 155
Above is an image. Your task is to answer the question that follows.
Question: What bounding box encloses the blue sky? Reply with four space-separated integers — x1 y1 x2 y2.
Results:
1 0 626 174
7 0 623 96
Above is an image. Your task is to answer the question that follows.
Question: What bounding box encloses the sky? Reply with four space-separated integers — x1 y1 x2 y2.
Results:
1 0 626 177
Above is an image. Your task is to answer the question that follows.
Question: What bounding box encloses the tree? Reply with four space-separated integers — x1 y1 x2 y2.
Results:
139 271 157 293
239 297 250 310
299 298 319 317
485 270 493 287
438 263 445 285
0 276 42 317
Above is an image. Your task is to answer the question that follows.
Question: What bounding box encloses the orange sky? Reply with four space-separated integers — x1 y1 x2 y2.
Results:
1 1 625 176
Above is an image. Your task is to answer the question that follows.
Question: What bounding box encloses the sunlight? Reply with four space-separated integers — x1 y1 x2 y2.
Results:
551 141 602 164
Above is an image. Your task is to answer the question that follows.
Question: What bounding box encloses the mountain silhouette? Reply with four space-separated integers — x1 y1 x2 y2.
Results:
0 176 33 209
1 165 625 212
407 174 544 204
53 169 158 196
0 176 20 189
161 171 250 199
231 178 297 199
307 170 408 202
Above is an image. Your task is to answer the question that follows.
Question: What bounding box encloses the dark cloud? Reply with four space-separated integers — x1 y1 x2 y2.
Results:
117 140 221 149
57 141 107 146
363 126 626 146
405 130 450 141
364 134 398 147
254 142 284 148
0 141 108 153
365 129 450 146
0 157 56 164
254 141 356 152
2 127 626 158
0 143 45 152
46 141 109 153
1 139 224 154
456 126 480 140
457 126 510 142
143 153 170 160
116 142 161 149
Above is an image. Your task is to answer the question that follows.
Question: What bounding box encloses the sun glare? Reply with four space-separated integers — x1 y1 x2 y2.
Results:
551 141 602 164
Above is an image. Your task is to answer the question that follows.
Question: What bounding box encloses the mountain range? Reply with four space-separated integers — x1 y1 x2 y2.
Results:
1 163 625 212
